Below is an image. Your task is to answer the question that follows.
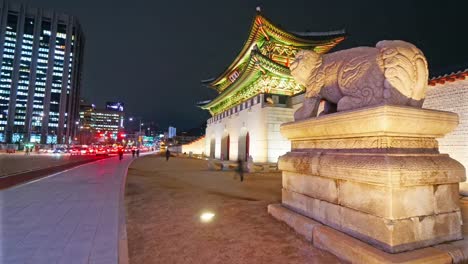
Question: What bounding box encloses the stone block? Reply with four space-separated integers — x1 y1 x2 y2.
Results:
434 184 460 214
313 225 453 264
338 181 435 219
282 188 342 230
460 197 468 235
340 205 463 253
283 171 338 203
282 189 463 253
433 235 468 264
267 204 322 242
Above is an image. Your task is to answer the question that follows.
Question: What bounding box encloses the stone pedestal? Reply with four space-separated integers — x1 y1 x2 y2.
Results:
276 105 466 254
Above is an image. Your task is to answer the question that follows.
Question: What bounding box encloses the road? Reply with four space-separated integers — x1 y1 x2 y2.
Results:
0 153 137 264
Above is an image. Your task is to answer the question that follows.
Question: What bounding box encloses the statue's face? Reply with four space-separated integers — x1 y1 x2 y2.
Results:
290 50 321 87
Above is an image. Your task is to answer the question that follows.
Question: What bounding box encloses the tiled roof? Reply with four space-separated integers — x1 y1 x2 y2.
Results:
428 69 468 86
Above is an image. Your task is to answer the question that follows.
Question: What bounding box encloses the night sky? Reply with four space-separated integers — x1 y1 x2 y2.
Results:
11 0 468 131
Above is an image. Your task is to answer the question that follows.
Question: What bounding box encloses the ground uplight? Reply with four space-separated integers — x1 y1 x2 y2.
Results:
200 212 215 223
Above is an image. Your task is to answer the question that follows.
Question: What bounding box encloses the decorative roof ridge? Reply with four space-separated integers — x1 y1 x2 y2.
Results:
428 68 468 86
206 8 346 88
201 51 261 109
251 49 291 76
201 77 216 84
291 29 346 37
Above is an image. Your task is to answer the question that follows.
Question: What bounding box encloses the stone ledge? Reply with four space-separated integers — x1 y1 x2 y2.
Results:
267 203 321 241
280 105 458 140
278 152 465 187
314 225 453 264
269 203 457 264
282 189 463 253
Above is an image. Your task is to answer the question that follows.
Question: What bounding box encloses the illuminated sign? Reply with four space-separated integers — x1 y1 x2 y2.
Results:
228 70 240 83
106 102 124 112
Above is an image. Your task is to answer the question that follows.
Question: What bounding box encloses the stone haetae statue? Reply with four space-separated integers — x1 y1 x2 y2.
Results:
290 40 428 120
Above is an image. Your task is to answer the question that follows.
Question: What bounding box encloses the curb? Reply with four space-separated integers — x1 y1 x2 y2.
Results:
118 152 156 264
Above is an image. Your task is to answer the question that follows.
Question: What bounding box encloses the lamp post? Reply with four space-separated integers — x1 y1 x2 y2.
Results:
129 117 143 147
74 121 79 144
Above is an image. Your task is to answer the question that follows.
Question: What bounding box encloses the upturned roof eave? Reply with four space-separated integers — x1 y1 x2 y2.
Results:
201 52 291 110
207 12 346 89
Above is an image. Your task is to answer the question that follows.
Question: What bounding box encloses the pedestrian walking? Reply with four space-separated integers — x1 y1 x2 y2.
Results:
165 149 171 161
136 148 140 157
132 149 135 158
236 159 244 182
118 148 124 161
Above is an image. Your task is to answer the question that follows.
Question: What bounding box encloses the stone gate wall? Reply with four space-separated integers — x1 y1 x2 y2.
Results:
424 76 468 193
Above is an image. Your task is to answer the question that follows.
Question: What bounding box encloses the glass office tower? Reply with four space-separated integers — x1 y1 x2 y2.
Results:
0 1 84 144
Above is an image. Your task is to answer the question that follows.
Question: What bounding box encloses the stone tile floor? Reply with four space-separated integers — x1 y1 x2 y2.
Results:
0 154 134 264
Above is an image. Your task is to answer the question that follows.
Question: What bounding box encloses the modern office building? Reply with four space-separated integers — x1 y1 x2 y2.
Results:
168 126 176 139
0 1 85 144
78 101 124 142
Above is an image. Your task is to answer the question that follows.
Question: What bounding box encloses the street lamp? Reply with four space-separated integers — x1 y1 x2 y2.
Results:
129 117 143 147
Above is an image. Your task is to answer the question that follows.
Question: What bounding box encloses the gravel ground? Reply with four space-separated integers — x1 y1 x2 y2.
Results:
125 155 341 264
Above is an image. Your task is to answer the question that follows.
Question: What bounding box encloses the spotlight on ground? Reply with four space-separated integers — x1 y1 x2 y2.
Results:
200 212 215 223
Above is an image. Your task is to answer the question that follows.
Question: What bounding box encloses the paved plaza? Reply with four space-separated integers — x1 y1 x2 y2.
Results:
125 155 341 264
0 154 135 264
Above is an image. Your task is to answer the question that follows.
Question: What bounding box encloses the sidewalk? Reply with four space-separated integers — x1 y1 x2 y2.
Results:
0 154 135 264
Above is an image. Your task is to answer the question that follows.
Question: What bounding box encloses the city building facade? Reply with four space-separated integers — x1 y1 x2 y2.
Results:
168 126 176 139
78 101 124 143
199 8 345 163
0 1 85 144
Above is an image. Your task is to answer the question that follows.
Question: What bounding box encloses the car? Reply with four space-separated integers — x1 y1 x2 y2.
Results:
69 148 82 155
52 147 67 154
95 147 108 156
110 148 118 154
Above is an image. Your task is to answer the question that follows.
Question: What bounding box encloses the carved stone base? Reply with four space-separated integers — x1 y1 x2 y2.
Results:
278 105 466 253
268 204 456 263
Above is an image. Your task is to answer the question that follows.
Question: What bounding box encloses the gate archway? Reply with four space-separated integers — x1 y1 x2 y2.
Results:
210 136 215 158
221 132 230 160
238 128 250 161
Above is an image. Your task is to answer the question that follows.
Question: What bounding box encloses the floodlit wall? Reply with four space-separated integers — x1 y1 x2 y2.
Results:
205 97 267 162
423 79 468 194
265 106 296 162
205 94 301 163
181 136 206 155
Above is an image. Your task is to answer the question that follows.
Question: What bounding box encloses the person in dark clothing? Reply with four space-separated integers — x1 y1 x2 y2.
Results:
165 149 170 161
136 149 140 157
237 159 244 182
132 149 136 158
118 148 124 161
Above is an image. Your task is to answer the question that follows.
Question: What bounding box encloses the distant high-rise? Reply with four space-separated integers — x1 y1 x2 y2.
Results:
168 126 176 139
0 1 85 144
79 100 125 136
